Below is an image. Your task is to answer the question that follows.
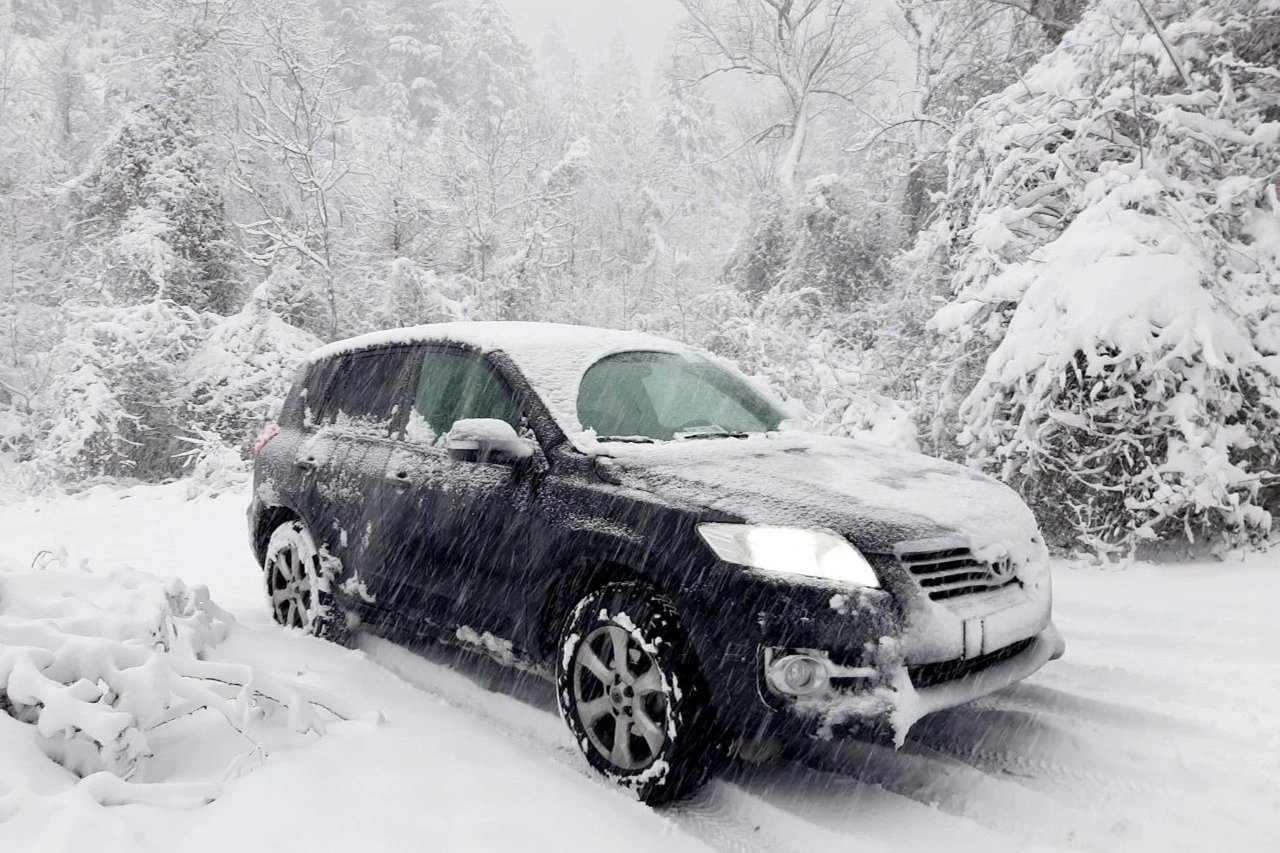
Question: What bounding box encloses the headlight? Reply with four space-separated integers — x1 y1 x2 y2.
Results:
696 523 880 588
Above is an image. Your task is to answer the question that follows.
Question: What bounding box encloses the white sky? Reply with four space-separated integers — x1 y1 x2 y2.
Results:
508 0 686 72
507 0 914 100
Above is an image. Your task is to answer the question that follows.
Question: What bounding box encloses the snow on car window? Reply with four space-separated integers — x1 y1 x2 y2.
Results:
578 351 784 441
307 322 785 448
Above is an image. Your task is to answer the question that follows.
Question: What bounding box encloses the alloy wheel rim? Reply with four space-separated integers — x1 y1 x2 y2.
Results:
572 624 669 771
268 543 312 629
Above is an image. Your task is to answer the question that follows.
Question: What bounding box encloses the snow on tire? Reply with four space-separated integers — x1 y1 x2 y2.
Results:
263 519 350 645
556 583 719 805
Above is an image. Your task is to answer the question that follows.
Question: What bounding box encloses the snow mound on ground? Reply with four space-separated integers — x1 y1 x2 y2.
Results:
0 554 359 810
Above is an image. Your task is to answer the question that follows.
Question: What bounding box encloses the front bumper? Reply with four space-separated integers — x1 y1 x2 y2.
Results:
908 621 1065 719
788 622 1065 744
683 553 1061 744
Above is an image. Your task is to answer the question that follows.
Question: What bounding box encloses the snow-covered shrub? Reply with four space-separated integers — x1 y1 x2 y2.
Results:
184 284 324 457
371 259 471 329
254 261 334 337
707 169 923 450
914 0 1280 554
0 556 356 803
0 558 229 781
702 285 920 450
36 301 211 483
729 174 901 308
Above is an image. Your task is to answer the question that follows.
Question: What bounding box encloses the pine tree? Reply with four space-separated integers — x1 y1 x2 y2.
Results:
454 0 532 127
77 30 239 314
433 0 545 318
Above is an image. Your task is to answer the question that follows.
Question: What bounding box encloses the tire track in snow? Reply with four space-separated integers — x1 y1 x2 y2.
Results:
358 635 1122 853
359 636 817 853
800 735 1132 851
339 624 1277 853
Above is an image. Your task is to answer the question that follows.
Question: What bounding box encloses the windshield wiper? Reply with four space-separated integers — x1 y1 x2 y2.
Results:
675 428 751 440
595 435 657 444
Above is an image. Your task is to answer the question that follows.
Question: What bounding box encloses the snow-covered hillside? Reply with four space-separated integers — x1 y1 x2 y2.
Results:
1 483 1276 852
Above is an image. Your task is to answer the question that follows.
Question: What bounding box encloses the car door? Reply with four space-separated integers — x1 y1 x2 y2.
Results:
364 345 545 644
301 347 417 592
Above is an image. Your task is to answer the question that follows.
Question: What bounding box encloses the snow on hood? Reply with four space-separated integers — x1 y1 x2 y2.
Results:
602 431 1043 563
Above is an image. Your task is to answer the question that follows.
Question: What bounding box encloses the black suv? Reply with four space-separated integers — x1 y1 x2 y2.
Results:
249 321 1064 803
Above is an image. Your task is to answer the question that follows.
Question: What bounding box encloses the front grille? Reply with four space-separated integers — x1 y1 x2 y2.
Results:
909 637 1036 688
897 545 1017 601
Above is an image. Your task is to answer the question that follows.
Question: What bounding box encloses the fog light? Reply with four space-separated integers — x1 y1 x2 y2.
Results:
766 652 830 696
783 657 819 692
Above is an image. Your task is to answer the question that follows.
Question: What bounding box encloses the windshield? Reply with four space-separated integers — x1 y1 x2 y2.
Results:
576 351 785 441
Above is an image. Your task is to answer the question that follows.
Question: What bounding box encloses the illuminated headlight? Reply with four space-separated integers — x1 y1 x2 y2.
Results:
696 523 880 588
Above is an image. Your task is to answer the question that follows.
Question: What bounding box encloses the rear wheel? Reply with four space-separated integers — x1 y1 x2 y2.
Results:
263 519 350 645
556 583 719 805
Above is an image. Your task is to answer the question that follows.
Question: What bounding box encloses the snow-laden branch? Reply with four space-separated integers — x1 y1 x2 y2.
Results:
0 558 370 806
673 0 891 195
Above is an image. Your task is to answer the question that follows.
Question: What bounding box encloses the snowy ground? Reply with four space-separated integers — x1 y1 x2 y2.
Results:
1 481 1277 853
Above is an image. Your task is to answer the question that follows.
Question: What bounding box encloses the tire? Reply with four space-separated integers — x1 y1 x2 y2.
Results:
556 583 719 805
262 519 352 646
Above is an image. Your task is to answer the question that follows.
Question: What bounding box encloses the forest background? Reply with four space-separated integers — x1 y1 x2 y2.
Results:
1 0 1277 558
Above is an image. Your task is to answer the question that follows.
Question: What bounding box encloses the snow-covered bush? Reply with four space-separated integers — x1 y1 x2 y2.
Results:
28 282 321 486
706 169 923 450
0 556 356 804
702 285 920 450
914 0 1280 554
184 284 324 457
370 259 472 330
36 300 211 483
730 174 902 308
254 262 327 332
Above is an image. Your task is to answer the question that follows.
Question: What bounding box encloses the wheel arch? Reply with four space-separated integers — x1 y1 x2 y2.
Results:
536 551 666 664
251 504 302 566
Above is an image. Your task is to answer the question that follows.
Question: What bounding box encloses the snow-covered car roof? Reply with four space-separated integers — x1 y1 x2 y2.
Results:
308 321 698 446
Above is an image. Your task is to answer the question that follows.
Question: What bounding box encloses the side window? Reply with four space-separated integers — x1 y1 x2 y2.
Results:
296 360 337 428
318 347 415 437
407 350 523 445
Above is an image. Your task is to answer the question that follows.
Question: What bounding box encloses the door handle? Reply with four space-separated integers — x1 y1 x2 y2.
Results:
388 471 410 491
296 456 318 471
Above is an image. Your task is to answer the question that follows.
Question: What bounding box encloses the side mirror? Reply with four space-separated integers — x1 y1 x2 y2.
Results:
446 418 535 465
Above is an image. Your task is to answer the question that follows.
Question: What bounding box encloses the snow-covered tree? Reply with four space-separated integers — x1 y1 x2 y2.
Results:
656 63 727 186
76 31 239 314
453 0 532 132
230 2 352 340
914 0 1280 554
674 0 890 196
36 300 208 482
892 0 1053 232
184 285 324 456
431 0 548 318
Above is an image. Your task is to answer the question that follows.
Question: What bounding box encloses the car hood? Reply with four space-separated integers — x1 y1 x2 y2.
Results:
599 431 1043 564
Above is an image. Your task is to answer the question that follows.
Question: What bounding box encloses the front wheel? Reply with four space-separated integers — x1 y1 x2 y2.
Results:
556 583 719 805
262 518 350 645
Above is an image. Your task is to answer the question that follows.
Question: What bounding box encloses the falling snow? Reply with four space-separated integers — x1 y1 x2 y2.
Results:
0 483 1276 851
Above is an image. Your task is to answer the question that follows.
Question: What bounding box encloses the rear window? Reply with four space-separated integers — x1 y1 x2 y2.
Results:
316 347 415 437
